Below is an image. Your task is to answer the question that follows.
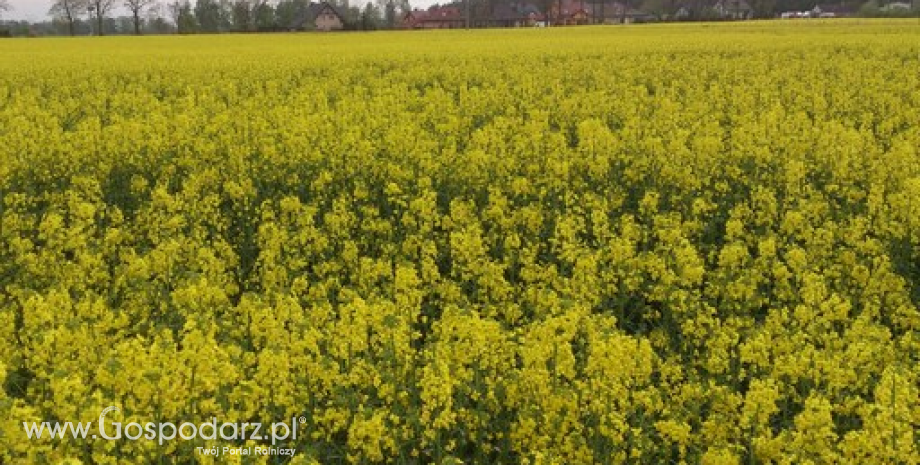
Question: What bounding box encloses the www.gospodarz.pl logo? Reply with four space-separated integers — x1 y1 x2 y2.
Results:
23 406 305 448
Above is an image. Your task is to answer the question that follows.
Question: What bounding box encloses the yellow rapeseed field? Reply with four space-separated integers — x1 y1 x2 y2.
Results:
1 20 919 464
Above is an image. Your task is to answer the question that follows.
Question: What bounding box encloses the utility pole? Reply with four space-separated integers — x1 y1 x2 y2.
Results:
466 0 471 28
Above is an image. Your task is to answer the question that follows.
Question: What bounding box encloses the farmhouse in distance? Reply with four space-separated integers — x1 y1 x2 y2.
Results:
290 1 347 31
398 0 860 28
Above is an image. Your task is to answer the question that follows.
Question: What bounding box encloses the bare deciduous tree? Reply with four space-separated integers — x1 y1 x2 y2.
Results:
50 0 88 36
0 0 12 19
87 0 116 35
124 0 156 34
168 0 195 33
167 0 182 27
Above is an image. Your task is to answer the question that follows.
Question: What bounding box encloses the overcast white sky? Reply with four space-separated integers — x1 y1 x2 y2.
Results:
2 0 439 21
3 0 46 21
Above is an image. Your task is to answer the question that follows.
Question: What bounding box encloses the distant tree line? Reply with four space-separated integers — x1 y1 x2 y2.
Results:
0 0 915 37
0 0 411 36
170 0 410 33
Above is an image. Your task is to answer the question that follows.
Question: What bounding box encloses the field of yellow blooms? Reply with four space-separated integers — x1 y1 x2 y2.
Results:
1 21 919 464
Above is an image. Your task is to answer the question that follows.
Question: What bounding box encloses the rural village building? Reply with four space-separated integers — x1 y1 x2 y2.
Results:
548 0 592 24
713 0 755 19
809 3 858 16
290 2 346 31
402 6 467 28
401 0 746 29
491 3 547 27
582 1 657 23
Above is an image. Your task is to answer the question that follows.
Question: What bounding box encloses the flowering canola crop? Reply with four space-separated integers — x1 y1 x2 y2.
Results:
1 21 919 464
